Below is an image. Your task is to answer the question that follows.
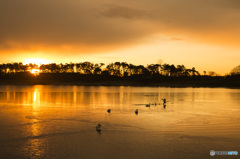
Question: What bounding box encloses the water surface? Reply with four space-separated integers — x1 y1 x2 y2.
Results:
0 85 239 158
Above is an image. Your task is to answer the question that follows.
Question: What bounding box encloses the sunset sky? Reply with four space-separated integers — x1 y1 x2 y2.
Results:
1 0 240 75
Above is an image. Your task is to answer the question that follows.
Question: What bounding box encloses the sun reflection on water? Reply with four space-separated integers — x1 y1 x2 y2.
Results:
23 87 47 158
33 92 37 102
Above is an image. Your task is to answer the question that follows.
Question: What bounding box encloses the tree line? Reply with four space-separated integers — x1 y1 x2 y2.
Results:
0 62 201 76
0 62 239 77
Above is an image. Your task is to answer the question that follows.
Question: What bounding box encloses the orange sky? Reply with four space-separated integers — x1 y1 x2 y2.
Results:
1 0 240 75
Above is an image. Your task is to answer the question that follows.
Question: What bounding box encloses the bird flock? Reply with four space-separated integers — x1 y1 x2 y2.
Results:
96 98 168 134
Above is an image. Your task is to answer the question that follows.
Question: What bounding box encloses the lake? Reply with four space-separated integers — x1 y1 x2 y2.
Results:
0 85 239 159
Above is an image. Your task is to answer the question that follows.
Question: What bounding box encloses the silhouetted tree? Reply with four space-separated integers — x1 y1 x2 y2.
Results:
147 64 161 75
79 62 94 74
13 63 20 72
176 65 186 76
106 62 121 76
203 70 207 76
208 71 216 76
230 65 240 75
169 65 176 76
49 63 59 73
93 64 104 75
128 64 136 76
0 64 6 73
6 63 14 73
162 64 170 76
189 67 200 76
121 62 129 76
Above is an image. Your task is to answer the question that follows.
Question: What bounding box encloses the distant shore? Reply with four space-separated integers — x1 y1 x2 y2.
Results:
0 73 239 88
0 79 239 88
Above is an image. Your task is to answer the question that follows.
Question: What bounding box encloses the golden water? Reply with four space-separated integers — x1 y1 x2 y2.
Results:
0 85 239 158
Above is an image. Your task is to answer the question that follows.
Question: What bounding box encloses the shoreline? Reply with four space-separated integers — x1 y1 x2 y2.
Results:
0 80 239 88
0 73 239 88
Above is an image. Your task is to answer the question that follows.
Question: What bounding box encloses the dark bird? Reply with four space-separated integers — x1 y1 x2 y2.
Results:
162 98 167 104
146 103 150 107
163 104 166 109
96 124 102 133
107 109 111 113
135 109 138 115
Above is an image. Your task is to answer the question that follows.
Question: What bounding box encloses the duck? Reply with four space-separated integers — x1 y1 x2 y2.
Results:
135 109 138 115
96 124 102 133
107 109 111 113
162 98 167 104
146 103 150 107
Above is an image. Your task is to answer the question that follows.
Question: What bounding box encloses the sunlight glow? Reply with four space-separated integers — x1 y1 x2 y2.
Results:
31 69 40 75
23 58 51 66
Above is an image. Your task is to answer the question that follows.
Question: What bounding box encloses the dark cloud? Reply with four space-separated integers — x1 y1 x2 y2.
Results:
0 0 240 54
99 4 151 19
0 0 158 53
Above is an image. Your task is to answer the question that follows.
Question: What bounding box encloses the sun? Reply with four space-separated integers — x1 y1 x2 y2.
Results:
31 69 40 74
23 58 51 66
